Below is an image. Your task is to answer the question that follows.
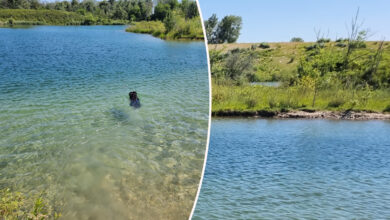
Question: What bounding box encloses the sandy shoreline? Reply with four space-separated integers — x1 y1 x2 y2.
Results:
213 110 390 120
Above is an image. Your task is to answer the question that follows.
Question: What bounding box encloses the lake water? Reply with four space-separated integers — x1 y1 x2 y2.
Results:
0 26 209 219
193 119 390 219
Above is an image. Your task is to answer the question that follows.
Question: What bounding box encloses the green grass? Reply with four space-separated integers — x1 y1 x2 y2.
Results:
126 16 204 40
210 41 390 114
211 41 390 82
126 20 166 38
212 82 390 113
0 9 127 25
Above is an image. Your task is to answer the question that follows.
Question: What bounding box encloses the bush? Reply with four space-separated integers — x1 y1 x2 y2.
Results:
0 9 85 25
328 99 345 108
305 43 324 51
336 38 347 42
259 43 270 49
291 37 304 42
268 97 277 109
336 42 347 48
317 38 331 43
251 44 257 50
8 17 14 25
384 104 390 112
245 98 257 108
350 41 366 49
126 20 165 35
279 99 298 110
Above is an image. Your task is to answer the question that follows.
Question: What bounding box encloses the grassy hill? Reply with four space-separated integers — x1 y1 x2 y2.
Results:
210 41 390 114
0 9 127 25
126 17 203 40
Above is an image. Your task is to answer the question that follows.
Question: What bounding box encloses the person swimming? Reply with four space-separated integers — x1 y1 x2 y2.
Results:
129 91 141 108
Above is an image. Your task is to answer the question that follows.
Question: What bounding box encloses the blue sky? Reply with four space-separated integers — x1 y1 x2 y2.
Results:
198 0 390 43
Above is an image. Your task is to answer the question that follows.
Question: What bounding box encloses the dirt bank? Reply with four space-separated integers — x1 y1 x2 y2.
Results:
213 110 390 120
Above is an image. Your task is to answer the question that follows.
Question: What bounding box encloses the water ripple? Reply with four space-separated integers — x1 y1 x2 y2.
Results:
0 26 209 220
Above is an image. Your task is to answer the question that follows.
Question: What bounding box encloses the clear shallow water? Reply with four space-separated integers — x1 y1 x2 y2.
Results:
193 119 390 219
0 26 209 219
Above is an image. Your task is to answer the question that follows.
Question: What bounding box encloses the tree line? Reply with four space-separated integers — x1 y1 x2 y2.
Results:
0 0 199 22
204 13 242 44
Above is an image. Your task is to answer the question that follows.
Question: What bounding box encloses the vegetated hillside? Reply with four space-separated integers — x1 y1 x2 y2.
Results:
210 41 390 82
0 9 126 25
126 16 203 40
210 41 390 114
126 0 203 40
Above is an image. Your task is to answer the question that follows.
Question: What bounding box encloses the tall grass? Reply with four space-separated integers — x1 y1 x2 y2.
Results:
212 81 390 113
126 20 166 38
0 9 84 25
126 16 203 40
165 16 203 40
0 9 127 25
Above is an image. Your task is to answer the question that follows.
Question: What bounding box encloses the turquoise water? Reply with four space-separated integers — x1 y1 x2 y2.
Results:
194 119 390 219
0 26 209 219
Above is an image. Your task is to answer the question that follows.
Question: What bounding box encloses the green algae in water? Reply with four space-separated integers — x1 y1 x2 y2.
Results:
0 26 209 219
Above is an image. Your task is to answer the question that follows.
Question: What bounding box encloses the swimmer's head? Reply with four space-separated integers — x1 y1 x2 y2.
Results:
129 91 137 101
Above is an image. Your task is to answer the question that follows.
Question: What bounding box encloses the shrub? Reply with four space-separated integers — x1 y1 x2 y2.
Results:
259 43 270 49
350 41 366 49
8 17 14 25
328 99 345 108
335 38 347 42
336 42 347 48
290 37 304 42
268 97 277 109
245 98 257 108
251 44 257 50
384 104 390 112
279 99 298 110
0 9 85 25
126 20 165 35
317 38 331 43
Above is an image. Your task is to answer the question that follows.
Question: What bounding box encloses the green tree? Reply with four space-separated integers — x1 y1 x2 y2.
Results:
215 15 242 43
181 0 198 19
204 14 218 43
138 0 153 20
98 1 110 15
290 37 304 42
224 50 256 83
153 2 170 21
163 12 175 33
71 0 79 11
113 5 127 20
159 0 178 9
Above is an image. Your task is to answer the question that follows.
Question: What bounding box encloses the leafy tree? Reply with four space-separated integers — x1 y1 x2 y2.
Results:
205 14 242 44
224 50 256 83
159 0 178 10
153 2 170 20
138 0 153 20
112 5 127 20
215 15 242 43
71 0 78 11
290 37 304 42
82 0 95 12
181 0 197 19
98 1 109 15
163 12 175 32
204 14 218 43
